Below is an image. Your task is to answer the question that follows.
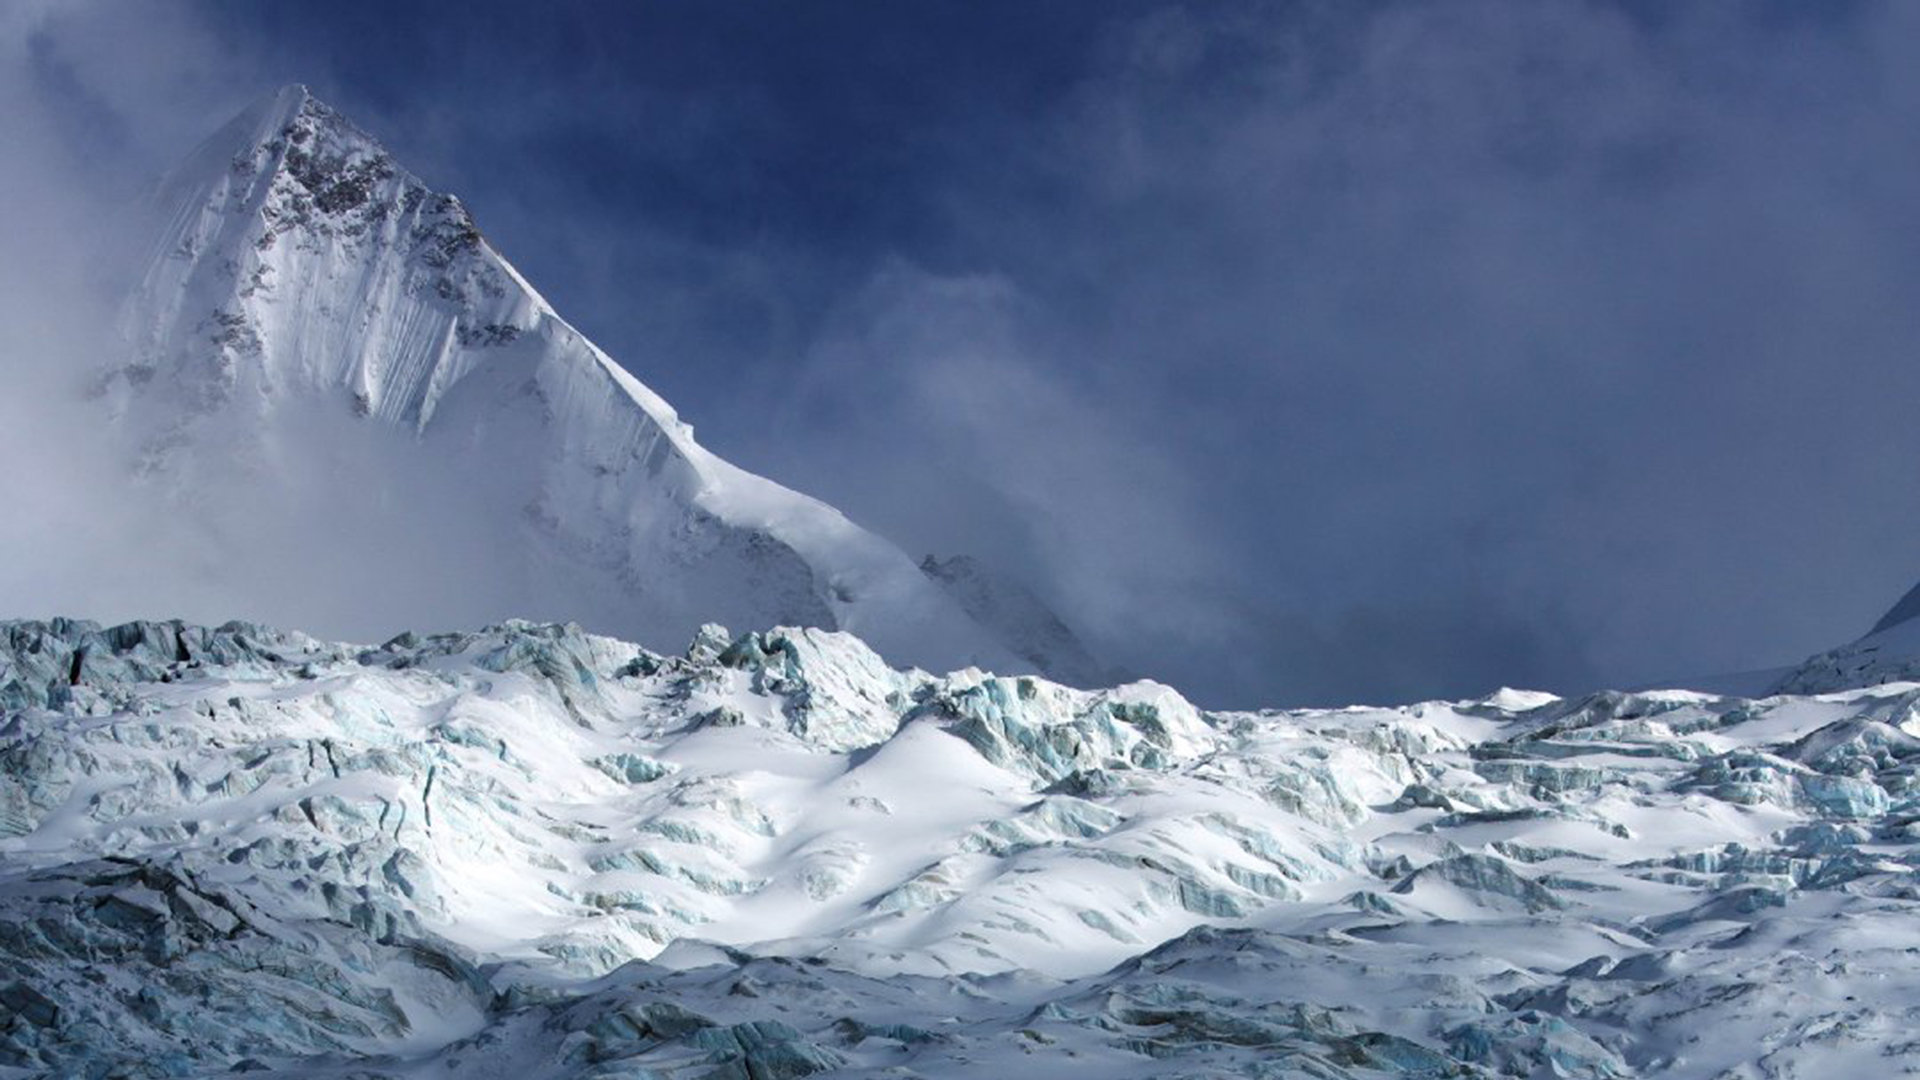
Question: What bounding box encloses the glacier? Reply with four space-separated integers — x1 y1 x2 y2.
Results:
3 614 1920 1077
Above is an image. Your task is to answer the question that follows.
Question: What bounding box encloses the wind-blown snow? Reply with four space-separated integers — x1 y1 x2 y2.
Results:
3 615 1919 1076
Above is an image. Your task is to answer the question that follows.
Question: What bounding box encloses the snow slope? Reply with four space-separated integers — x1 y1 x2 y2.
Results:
100 85 1035 678
4 615 1920 1077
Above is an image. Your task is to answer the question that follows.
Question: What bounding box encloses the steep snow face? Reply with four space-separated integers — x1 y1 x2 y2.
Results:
6 616 1920 1077
101 85 1018 676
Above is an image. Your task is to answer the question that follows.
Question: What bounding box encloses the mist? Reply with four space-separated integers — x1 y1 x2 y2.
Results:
734 1 1920 703
5 2 1920 707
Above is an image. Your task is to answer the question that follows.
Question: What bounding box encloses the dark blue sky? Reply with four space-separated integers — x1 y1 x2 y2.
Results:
9 1 1920 706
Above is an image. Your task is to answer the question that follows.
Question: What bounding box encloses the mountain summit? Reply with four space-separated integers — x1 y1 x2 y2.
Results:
98 85 1078 676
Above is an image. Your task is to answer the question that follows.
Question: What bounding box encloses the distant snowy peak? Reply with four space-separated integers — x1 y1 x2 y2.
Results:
99 84 1090 678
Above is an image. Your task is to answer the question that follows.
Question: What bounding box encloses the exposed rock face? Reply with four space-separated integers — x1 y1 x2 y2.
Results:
4 615 1920 1076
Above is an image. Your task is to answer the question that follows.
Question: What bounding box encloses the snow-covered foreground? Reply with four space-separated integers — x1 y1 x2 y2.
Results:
2 618 1918 1077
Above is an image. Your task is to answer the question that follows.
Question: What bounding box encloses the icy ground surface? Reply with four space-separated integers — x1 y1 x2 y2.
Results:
2 618 1919 1077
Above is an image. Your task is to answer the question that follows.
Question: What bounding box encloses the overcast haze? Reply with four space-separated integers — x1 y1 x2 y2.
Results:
5 0 1920 707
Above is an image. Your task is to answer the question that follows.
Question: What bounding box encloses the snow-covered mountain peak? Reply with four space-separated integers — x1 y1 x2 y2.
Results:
120 82 582 433
94 87 1070 679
